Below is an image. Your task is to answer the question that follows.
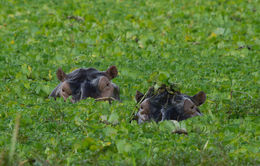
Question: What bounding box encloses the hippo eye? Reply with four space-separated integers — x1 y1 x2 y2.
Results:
140 111 146 115
140 106 143 109
106 83 110 86
191 105 194 109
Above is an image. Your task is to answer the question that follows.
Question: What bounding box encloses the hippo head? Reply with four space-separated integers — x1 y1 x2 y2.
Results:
49 66 120 103
135 86 206 124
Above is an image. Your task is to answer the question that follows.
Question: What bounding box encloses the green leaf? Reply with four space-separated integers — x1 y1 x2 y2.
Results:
116 139 132 153
214 28 225 35
108 112 119 124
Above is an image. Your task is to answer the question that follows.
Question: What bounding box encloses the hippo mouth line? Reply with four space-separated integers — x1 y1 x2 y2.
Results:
95 97 117 103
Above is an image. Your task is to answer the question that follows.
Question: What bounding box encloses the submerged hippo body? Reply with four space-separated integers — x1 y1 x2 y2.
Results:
49 66 120 103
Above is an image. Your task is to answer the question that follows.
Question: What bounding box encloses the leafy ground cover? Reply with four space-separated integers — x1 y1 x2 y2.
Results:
0 0 259 165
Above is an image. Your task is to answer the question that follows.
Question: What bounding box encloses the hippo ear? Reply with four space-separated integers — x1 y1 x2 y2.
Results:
56 68 67 82
135 91 144 103
192 91 206 106
106 66 118 80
